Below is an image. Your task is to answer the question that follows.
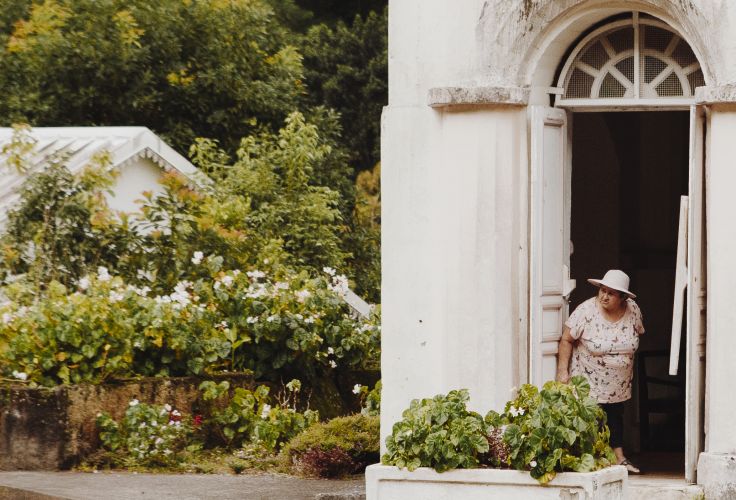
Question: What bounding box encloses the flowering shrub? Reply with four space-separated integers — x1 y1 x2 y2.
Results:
97 399 195 467
486 376 616 483
381 389 489 472
383 377 615 484
354 379 381 417
282 413 379 478
0 262 380 386
199 379 318 451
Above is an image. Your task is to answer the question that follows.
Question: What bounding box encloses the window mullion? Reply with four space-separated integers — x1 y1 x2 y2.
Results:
634 12 641 98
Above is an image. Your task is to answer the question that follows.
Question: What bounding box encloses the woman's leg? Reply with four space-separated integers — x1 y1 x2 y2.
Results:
601 402 640 473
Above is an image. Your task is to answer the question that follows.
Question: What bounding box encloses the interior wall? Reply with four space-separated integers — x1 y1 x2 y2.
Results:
570 111 689 451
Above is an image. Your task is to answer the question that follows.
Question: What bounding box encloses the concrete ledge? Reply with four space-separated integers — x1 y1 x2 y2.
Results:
695 85 736 104
428 86 529 107
698 452 736 499
365 464 628 499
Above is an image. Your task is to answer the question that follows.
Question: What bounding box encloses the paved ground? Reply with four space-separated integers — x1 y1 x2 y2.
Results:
0 471 366 500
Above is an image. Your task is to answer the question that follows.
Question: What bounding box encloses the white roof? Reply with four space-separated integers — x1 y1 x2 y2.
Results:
0 126 200 213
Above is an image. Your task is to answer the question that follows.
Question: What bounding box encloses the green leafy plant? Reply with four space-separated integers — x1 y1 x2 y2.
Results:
97 399 195 467
381 389 489 472
382 378 616 484
282 413 379 477
487 376 616 484
199 379 318 451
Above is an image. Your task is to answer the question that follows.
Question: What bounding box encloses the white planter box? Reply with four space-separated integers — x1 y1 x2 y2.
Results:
365 464 628 500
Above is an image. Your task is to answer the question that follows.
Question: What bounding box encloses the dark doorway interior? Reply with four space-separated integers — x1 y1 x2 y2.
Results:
569 111 689 470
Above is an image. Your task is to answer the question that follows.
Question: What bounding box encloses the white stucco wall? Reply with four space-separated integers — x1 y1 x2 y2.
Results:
382 102 528 444
384 0 736 486
107 158 166 214
704 105 736 455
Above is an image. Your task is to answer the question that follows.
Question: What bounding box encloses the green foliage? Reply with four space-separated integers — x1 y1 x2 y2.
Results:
0 261 380 385
487 376 616 484
381 389 490 472
199 379 318 451
346 163 381 302
0 127 139 292
301 8 387 170
97 400 195 467
354 379 380 417
0 0 303 153
282 413 379 477
383 379 616 483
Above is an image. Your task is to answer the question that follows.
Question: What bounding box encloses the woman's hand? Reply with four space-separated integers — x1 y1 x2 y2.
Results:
556 326 575 384
556 369 570 384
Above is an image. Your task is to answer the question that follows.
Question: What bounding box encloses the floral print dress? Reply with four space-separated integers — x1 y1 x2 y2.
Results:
565 297 645 403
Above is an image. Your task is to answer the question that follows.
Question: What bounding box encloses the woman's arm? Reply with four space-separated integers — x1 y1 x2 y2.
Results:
556 326 575 383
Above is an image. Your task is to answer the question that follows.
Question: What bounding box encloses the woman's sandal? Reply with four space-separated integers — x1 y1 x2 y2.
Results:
619 459 641 474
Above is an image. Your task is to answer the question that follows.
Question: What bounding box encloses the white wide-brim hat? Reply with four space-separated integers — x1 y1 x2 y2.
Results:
587 269 636 299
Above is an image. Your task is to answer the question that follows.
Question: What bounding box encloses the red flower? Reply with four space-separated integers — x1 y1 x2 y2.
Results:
193 414 203 427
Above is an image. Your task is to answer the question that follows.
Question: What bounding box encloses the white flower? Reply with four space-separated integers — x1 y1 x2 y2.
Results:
151 420 158 427
327 347 335 355
171 409 181 417
163 449 172 456
108 291 125 303
352 384 362 395
509 406 520 418
304 316 316 324
219 321 229 329
328 274 350 296
295 289 311 303
191 251 204 265
275 281 289 290
2 312 13 324
246 316 258 324
323 266 336 276
329 360 337 368
164 404 172 412
78 277 91 291
260 404 271 419
11 370 27 381
129 399 140 407
266 314 278 323
139 422 146 428
530 460 538 468
247 270 266 280
97 267 111 282
155 437 164 445
518 408 525 416
221 275 234 288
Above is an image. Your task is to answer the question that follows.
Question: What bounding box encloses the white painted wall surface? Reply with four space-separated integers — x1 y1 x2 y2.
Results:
381 102 528 445
384 0 736 487
703 105 736 455
107 158 165 214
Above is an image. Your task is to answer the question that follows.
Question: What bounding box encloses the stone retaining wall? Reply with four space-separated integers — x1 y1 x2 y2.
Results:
0 371 378 470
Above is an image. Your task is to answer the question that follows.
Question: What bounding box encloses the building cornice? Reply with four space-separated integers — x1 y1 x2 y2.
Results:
428 86 529 108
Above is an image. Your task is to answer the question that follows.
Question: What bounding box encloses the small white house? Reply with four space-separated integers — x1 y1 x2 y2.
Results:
0 126 201 220
383 0 736 496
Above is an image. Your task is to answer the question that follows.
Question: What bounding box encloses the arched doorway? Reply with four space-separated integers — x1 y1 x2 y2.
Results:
528 11 707 483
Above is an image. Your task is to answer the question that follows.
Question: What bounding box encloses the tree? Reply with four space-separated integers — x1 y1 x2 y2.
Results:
301 8 388 171
0 0 303 153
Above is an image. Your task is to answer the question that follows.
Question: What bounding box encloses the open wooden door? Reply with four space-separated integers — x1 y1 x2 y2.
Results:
529 107 574 387
685 105 707 484
670 105 707 483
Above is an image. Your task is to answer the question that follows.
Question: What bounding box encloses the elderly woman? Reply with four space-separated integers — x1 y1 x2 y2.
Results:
556 269 645 474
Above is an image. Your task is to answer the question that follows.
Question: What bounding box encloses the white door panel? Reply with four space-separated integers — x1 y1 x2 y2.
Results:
530 107 570 388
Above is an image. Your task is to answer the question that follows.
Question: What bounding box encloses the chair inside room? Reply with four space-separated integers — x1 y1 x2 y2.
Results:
637 350 685 451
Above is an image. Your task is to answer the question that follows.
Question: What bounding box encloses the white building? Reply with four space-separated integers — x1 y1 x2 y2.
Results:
383 0 736 495
0 126 201 219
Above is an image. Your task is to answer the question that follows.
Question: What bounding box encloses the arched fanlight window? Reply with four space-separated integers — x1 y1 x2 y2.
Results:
557 13 705 105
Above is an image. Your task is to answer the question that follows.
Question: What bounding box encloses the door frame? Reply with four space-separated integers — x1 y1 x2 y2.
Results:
526 101 708 482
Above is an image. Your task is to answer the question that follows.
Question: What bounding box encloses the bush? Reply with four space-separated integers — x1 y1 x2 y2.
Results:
382 378 616 484
97 400 196 467
282 414 379 477
381 389 488 472
0 264 380 386
486 376 616 483
199 379 318 451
